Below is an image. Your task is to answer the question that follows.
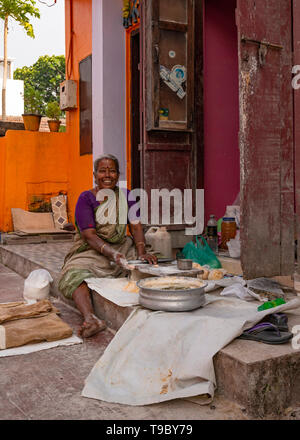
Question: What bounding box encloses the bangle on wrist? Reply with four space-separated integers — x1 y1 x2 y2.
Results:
136 241 145 248
100 243 107 254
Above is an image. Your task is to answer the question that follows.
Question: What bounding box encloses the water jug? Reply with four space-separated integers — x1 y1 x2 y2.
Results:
145 227 159 250
145 226 172 258
154 227 172 258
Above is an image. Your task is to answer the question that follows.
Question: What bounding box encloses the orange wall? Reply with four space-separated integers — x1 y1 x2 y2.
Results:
0 0 93 232
64 0 93 222
0 131 69 231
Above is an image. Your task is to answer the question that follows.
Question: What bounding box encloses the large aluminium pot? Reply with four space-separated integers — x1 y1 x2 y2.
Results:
137 277 207 312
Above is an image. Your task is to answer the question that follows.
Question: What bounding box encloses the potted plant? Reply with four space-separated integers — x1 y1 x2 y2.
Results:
45 101 62 132
22 86 43 131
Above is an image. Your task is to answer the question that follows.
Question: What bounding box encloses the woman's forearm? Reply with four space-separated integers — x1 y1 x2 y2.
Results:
130 223 146 257
83 231 115 260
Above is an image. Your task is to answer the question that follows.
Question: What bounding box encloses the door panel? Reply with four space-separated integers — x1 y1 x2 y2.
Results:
237 0 294 278
140 0 197 227
294 0 300 273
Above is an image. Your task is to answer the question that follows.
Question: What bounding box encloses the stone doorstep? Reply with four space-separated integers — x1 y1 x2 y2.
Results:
1 233 75 245
0 244 300 417
214 312 300 417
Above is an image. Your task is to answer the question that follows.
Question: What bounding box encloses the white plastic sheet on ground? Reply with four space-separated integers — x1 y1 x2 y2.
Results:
81 291 300 406
0 334 82 358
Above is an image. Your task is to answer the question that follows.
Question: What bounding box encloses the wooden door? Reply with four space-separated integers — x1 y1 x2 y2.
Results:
140 0 200 227
237 0 295 278
294 0 300 274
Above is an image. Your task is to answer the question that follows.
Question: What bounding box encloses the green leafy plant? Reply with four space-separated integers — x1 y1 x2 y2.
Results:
14 55 65 114
0 0 40 120
45 101 62 121
24 85 43 115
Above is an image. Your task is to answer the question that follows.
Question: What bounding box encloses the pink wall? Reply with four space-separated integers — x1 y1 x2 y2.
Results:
203 0 240 223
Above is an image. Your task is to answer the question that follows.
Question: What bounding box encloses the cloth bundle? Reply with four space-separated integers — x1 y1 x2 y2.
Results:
0 300 73 350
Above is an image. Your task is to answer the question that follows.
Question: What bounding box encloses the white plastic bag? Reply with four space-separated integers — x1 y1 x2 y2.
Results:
220 283 265 302
23 269 53 302
227 231 241 258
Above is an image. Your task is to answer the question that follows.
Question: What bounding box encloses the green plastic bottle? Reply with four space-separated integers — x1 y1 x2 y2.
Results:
257 298 286 312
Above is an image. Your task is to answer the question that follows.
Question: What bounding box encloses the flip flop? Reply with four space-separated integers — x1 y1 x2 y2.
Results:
264 313 289 332
238 322 293 345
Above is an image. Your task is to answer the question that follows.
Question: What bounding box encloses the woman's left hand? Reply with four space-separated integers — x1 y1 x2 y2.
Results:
139 253 158 265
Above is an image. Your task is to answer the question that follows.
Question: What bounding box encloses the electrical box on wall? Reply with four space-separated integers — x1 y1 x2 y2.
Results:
60 80 77 111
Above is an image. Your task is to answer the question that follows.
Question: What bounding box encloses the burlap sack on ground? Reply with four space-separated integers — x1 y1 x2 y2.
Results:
0 313 73 349
0 301 25 308
0 299 59 324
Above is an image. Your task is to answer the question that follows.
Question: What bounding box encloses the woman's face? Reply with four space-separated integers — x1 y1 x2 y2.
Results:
94 158 119 190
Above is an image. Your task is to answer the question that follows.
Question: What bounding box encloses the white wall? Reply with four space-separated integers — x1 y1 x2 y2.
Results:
0 79 24 116
92 0 126 179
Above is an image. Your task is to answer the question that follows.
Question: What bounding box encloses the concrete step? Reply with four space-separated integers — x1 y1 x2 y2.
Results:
0 242 299 418
1 232 75 245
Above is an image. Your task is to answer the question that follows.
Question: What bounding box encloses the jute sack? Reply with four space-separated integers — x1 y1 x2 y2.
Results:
0 313 73 350
0 299 57 324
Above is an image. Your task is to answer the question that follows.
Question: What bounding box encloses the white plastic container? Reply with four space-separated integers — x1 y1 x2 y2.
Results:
145 226 159 250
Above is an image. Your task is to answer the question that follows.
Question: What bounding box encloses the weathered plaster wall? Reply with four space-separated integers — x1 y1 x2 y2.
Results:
203 0 240 222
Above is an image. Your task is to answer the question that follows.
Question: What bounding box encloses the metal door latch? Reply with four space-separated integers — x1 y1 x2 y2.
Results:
241 36 283 67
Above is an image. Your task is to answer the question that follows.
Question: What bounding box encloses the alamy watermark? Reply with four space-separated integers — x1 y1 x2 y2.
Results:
292 65 300 90
292 325 300 350
96 184 204 236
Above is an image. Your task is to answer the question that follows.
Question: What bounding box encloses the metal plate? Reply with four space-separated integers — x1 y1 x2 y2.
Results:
128 258 174 265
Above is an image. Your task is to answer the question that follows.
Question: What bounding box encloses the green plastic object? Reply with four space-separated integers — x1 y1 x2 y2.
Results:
182 235 222 269
257 298 286 312
217 218 223 233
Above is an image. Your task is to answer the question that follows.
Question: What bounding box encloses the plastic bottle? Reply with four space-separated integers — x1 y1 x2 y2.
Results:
206 215 218 254
220 217 237 250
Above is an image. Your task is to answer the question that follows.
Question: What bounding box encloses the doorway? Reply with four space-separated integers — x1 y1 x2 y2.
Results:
203 0 240 224
130 29 141 190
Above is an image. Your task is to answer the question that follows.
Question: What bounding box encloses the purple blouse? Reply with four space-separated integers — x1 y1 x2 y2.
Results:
75 189 138 232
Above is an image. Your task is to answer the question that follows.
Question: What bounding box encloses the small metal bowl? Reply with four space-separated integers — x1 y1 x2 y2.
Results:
177 259 193 270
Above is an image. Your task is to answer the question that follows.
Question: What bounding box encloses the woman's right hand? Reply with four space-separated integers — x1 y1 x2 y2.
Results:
111 250 134 270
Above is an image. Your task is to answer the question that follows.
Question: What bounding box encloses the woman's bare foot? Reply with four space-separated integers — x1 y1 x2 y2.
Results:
78 314 106 338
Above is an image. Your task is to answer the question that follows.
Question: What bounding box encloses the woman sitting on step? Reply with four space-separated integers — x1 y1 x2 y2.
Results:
58 154 157 338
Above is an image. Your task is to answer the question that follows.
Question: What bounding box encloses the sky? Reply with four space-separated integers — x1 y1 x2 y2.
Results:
0 0 65 71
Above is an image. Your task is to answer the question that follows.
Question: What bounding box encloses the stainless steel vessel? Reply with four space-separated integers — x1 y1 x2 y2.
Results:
137 277 207 312
177 259 193 270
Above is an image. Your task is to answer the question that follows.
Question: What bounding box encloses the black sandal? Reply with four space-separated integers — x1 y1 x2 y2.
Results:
238 322 293 345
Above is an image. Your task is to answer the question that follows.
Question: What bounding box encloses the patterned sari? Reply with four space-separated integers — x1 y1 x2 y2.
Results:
58 188 136 299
